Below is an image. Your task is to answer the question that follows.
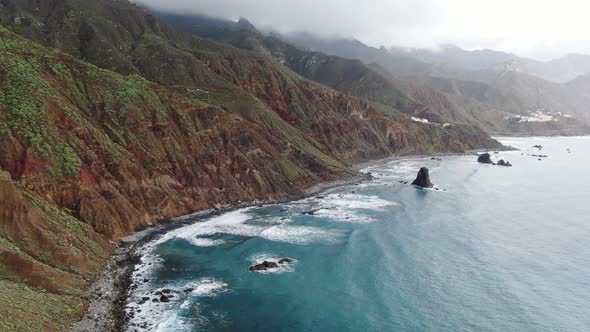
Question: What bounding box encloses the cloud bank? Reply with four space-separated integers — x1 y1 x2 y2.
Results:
138 0 590 60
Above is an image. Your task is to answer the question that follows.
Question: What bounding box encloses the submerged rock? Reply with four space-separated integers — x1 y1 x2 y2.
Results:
301 209 321 215
249 261 279 271
159 295 170 303
278 258 294 264
497 160 512 167
411 167 434 188
477 153 494 164
533 145 543 149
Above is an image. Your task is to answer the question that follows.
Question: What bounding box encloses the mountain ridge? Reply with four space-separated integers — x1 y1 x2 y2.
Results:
0 1 503 329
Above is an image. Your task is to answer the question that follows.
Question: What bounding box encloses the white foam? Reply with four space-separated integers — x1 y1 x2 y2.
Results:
185 238 226 247
154 208 260 247
324 194 395 210
186 278 229 297
259 224 344 245
124 276 228 332
301 193 397 223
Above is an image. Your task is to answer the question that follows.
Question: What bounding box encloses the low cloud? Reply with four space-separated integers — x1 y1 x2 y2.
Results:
138 0 590 60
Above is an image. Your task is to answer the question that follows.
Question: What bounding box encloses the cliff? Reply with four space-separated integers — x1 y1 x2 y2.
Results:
0 1 502 329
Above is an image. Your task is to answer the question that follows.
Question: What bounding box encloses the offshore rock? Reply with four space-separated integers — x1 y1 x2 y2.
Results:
249 261 279 271
478 153 494 164
497 160 512 167
278 258 294 264
412 167 434 188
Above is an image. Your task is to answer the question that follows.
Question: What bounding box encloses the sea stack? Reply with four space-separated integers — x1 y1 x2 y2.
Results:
412 167 434 188
477 153 494 164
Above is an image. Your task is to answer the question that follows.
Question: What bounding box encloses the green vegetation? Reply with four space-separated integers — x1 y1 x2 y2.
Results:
0 280 83 332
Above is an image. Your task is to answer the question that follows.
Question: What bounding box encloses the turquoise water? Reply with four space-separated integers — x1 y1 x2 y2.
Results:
125 137 590 331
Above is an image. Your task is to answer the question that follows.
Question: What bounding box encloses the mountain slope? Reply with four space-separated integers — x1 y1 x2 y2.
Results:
0 2 504 330
151 12 498 128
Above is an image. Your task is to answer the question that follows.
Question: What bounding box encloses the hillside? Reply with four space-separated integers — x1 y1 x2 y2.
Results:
0 1 504 330
151 12 590 136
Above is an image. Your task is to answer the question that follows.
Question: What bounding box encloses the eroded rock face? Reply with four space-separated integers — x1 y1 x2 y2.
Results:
412 167 434 188
478 153 494 164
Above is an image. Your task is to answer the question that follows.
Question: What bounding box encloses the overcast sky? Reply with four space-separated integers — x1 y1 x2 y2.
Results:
138 0 590 60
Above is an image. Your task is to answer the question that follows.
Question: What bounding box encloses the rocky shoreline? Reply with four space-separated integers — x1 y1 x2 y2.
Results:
68 145 522 331
69 144 523 331
68 173 370 331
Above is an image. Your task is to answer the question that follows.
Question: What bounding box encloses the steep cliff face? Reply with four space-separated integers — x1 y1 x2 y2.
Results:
0 28 348 330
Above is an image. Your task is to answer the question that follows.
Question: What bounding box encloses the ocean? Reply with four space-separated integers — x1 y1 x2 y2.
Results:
124 136 590 331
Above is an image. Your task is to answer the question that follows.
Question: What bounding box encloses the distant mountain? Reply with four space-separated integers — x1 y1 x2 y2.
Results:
390 44 519 72
279 30 590 130
289 34 590 84
526 54 590 83
284 32 433 77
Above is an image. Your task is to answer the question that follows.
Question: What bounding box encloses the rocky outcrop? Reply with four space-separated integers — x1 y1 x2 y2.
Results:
411 167 434 188
249 258 295 271
477 153 494 164
249 261 279 271
497 160 512 167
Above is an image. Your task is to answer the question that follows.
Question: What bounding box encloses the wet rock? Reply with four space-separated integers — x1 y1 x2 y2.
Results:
278 258 294 264
533 145 543 149
161 289 172 294
159 295 170 303
496 160 512 167
184 288 195 293
249 261 279 271
477 153 494 164
411 167 434 188
301 209 321 215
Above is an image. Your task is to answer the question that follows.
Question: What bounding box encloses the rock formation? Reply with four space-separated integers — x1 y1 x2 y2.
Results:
496 160 512 167
249 261 280 271
412 167 434 188
478 153 494 164
249 258 295 271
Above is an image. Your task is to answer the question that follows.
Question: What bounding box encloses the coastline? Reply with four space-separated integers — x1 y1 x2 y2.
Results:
69 173 370 331
69 144 518 331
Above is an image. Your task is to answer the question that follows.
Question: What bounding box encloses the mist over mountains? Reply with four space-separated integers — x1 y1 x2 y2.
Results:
151 10 590 135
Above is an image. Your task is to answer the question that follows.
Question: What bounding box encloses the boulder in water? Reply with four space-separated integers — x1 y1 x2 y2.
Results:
278 258 294 264
477 153 494 164
249 261 279 271
497 160 512 167
411 167 433 188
